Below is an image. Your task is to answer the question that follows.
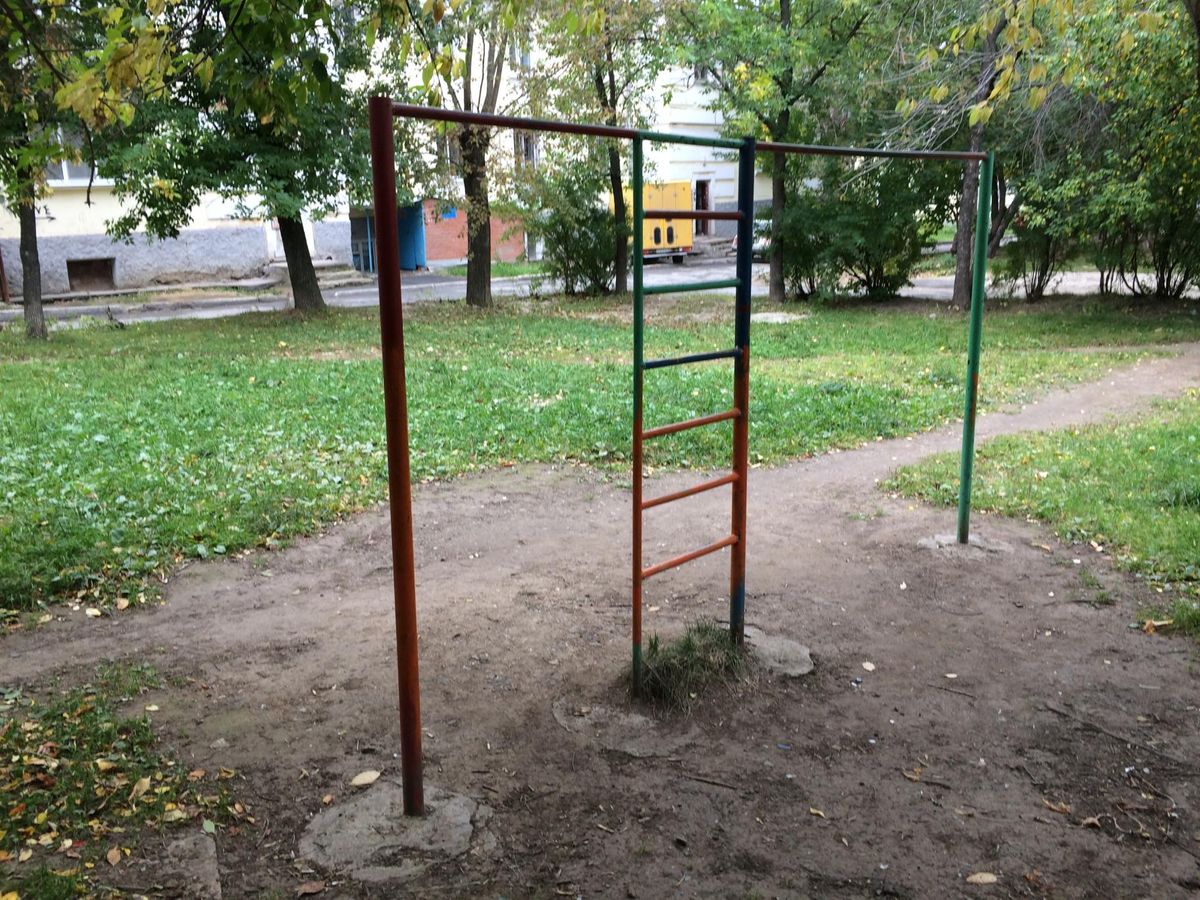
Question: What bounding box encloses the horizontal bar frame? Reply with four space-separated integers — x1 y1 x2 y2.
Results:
642 472 738 511
642 408 740 440
642 534 738 580
642 348 738 370
758 139 987 162
643 209 743 221
644 279 740 296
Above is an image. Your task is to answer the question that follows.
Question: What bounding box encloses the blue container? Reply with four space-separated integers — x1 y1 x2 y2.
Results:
396 202 427 270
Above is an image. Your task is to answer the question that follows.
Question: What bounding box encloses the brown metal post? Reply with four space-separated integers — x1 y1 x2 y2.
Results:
368 95 424 816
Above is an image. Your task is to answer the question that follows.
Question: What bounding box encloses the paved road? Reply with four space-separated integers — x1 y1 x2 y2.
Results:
1 260 1130 328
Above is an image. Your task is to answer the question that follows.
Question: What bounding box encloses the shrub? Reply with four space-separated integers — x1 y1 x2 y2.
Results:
523 164 617 296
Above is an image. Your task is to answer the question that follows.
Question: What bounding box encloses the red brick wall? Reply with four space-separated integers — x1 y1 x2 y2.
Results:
423 200 525 263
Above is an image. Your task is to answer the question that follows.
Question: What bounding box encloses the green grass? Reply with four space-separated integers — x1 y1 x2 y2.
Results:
0 662 229 884
638 619 747 709
0 294 1196 612
887 391 1200 630
440 260 545 278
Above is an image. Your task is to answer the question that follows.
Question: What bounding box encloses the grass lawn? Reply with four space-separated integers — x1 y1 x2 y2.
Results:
888 391 1200 630
440 260 545 278
1 294 1197 614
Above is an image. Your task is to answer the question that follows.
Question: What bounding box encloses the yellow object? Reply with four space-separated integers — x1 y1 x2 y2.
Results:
618 181 694 260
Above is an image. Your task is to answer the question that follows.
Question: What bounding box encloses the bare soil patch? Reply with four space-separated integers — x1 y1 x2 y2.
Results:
4 349 1199 898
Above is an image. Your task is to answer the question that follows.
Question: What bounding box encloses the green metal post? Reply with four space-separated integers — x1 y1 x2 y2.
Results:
631 136 645 696
956 150 995 544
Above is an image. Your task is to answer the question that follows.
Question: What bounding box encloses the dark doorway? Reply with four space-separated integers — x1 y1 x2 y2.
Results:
694 180 710 236
66 257 116 292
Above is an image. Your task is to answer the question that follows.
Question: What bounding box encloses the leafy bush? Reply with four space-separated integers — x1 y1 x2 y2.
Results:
778 158 955 301
522 163 617 296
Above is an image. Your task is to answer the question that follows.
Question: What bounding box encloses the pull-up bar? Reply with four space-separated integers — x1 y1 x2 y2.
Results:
368 97 993 816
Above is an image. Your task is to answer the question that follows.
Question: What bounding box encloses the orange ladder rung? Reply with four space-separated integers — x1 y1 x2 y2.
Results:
641 534 738 580
641 472 738 511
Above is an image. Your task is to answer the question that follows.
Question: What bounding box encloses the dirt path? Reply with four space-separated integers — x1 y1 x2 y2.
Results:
4 344 1199 898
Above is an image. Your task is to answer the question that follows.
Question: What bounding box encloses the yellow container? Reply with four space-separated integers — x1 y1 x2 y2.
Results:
618 181 694 261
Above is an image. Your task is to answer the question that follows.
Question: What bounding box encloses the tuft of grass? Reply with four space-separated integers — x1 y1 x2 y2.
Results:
637 619 747 709
0 662 230 877
1 867 82 899
0 296 1195 612
888 392 1200 616
440 260 545 278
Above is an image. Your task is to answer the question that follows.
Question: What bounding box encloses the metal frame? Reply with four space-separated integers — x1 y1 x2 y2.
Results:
366 97 993 815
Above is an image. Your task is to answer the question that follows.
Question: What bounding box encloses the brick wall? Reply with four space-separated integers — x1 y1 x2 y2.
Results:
423 200 525 263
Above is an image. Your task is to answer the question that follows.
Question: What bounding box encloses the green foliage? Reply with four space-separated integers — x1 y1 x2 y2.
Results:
0 299 1195 611
638 620 746 709
888 390 1200 601
779 159 956 300
523 160 618 296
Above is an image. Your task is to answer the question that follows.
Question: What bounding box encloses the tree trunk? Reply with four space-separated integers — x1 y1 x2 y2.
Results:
18 194 46 340
460 126 493 309
768 109 790 304
278 215 326 312
951 125 984 309
607 141 628 295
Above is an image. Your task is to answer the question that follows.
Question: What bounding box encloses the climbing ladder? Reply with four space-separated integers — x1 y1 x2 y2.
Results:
631 133 756 694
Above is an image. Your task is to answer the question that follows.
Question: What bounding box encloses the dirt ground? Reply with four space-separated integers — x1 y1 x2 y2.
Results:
5 346 1200 899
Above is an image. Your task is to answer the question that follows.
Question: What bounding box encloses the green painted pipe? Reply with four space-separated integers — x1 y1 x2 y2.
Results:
957 151 995 544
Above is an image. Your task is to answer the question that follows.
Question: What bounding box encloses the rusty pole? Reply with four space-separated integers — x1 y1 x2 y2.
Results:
368 95 424 816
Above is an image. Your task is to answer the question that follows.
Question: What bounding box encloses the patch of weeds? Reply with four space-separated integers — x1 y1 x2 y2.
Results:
637 619 747 710
848 507 886 521
0 662 231 878
1166 599 1200 636
1075 568 1115 607
0 866 82 899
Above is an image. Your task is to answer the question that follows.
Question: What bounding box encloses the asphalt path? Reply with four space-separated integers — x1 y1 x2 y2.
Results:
0 259 1130 328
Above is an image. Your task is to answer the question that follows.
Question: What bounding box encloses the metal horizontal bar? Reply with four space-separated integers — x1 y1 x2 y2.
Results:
643 279 740 295
643 209 743 221
642 534 738 580
639 130 743 149
642 348 738 370
759 139 987 162
642 473 738 511
642 408 740 440
392 102 637 141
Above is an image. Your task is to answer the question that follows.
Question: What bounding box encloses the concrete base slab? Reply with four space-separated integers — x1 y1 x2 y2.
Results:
744 625 814 677
165 833 221 899
298 781 493 885
552 697 699 758
918 532 1014 554
751 311 810 324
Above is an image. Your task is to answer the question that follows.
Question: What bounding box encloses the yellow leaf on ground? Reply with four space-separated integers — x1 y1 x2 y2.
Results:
95 759 117 772
1042 797 1071 815
808 807 826 818
966 871 998 885
129 776 151 802
106 846 121 866
350 770 381 788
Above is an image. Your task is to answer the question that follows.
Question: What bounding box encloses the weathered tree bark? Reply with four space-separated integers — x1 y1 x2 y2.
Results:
769 108 790 304
595 59 628 295
18 191 46 340
1184 0 1200 91
459 125 493 309
277 215 326 313
952 125 984 309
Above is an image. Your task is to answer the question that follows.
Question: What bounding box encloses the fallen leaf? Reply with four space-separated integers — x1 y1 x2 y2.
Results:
129 776 151 802
1042 798 1072 815
902 767 923 782
944 673 958 679
144 704 159 712
162 809 187 822
321 794 333 805
202 819 216 835
18 848 32 863
809 807 826 818
116 598 130 611
95 759 117 772
2 891 18 900
1142 618 1173 634
295 881 326 896
350 770 381 788
188 769 206 781
966 872 998 885
1080 816 1102 828
85 608 102 618
861 662 875 672
106 847 121 866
